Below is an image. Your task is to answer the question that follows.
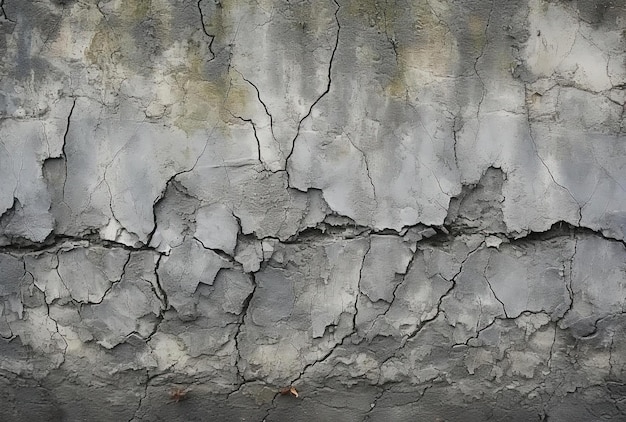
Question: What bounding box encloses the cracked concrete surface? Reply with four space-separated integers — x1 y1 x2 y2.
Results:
0 0 625 420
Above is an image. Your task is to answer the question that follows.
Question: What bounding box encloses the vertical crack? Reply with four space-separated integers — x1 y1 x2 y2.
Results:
608 332 615 377
472 0 494 135
233 68 277 147
353 236 372 333
224 109 263 164
88 251 132 306
95 1 108 23
197 0 216 61
557 233 577 327
381 1 398 65
524 87 582 222
547 323 558 369
128 370 150 422
452 116 460 168
146 253 168 338
285 0 341 171
482 253 508 317
0 0 7 20
483 274 508 318
145 254 168 345
403 241 484 342
371 245 420 332
146 179 171 248
565 234 576 316
345 133 377 205
152 254 168 309
281 237 371 398
232 272 257 388
61 99 77 205
362 386 385 421
25 260 69 368
54 251 71 296
0 0 15 23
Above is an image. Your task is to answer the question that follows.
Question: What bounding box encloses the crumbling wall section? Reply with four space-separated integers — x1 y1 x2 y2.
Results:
0 0 625 420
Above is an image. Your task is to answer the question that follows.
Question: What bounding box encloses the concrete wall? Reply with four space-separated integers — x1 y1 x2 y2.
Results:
0 0 625 420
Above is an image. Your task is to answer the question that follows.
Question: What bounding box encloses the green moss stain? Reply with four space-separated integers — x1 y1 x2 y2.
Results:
86 0 169 75
84 0 255 135
130 0 151 19
172 46 252 135
173 74 249 135
345 0 400 33
159 0 232 134
468 13 487 52
170 1 252 135
362 1 459 98
200 0 229 45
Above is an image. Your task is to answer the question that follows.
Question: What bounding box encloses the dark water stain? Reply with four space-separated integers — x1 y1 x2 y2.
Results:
3 1 64 81
556 0 626 28
50 0 78 6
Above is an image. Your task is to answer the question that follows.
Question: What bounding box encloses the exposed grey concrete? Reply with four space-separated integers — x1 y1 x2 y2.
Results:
0 0 625 420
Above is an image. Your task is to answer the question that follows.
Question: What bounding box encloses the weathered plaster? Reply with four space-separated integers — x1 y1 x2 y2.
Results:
0 0 625 420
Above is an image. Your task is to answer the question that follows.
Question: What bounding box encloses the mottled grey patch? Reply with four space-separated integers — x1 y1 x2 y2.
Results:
129 17 164 74
560 0 626 28
445 167 507 233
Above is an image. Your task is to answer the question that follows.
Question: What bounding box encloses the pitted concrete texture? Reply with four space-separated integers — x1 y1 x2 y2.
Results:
0 0 625 420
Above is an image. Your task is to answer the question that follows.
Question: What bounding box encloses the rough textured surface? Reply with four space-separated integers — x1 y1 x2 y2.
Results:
0 0 625 420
